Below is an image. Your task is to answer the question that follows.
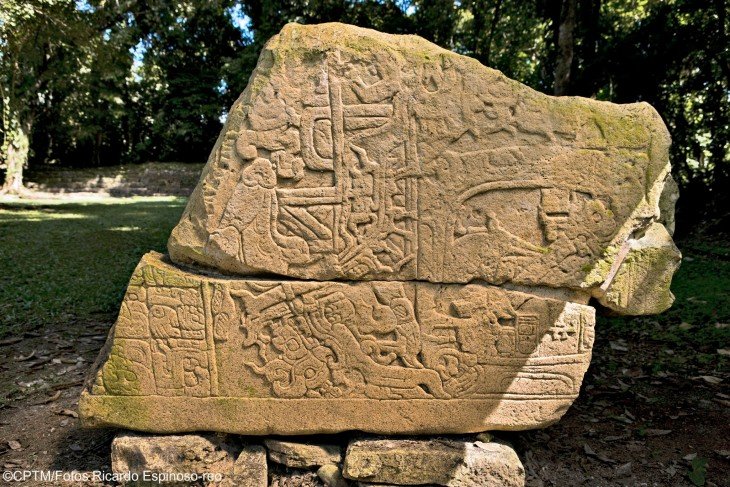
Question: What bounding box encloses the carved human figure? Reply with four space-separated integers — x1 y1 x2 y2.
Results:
452 210 544 282
346 145 379 239
208 158 309 274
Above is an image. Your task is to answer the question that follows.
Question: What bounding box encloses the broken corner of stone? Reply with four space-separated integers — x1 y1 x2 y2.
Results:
80 22 680 440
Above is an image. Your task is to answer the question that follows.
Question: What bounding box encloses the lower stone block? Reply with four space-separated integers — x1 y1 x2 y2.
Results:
80 252 594 434
317 464 350 487
265 439 343 468
343 437 525 486
111 433 266 486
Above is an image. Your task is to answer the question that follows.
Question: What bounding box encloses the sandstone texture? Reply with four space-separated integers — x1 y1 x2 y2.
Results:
110 433 266 486
168 22 679 315
317 464 350 487
343 437 525 486
234 445 269 487
81 22 679 438
264 439 342 468
80 251 594 434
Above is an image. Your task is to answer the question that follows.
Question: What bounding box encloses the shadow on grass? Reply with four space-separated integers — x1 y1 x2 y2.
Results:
0 197 187 337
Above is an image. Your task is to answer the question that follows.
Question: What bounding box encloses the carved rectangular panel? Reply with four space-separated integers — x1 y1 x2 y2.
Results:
167 23 679 316
80 252 594 434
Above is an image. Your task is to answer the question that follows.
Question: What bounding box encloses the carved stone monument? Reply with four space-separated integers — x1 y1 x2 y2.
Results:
80 23 680 437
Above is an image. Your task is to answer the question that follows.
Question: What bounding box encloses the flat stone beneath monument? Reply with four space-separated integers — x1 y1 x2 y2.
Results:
111 433 267 486
264 438 342 467
80 252 595 435
343 437 525 486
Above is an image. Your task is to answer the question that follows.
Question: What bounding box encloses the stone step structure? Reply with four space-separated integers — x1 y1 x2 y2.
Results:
79 22 680 486
26 162 204 197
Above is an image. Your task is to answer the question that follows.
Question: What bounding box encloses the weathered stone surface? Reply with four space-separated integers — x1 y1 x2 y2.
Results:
270 470 324 487
342 437 525 486
658 173 679 236
80 252 594 434
317 464 351 487
168 22 679 315
590 222 681 315
265 439 342 468
235 445 269 487
81 22 680 439
110 432 266 486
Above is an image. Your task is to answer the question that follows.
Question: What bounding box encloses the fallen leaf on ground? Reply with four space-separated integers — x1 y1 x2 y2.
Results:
669 411 690 419
29 357 53 368
0 337 23 346
7 440 21 450
697 376 723 385
614 462 632 477
717 349 730 356
611 414 634 425
610 341 629 352
603 435 629 442
57 409 78 418
15 350 36 362
69 443 83 452
645 429 672 436
584 443 617 464
50 379 84 391
683 453 697 462
31 391 62 406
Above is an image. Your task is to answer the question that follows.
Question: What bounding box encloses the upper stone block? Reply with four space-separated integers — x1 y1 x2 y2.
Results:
168 23 678 313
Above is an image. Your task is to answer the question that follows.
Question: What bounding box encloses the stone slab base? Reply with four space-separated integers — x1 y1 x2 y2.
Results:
81 396 572 435
110 433 525 487
111 432 266 486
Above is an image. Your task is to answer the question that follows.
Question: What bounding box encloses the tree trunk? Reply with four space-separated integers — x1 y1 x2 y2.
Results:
554 0 577 96
483 0 504 65
2 116 31 194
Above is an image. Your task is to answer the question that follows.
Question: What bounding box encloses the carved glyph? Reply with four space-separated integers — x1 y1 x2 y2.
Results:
168 23 679 315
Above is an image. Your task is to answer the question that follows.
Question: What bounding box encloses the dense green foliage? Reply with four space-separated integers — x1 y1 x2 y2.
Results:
1 0 728 226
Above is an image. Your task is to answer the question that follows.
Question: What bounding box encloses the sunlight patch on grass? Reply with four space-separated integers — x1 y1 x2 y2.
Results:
0 209 92 222
0 197 187 337
108 226 143 231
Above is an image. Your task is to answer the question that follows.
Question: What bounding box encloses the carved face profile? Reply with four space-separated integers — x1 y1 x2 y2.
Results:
241 158 277 189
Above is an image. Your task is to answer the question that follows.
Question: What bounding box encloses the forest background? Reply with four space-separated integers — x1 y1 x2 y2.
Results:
1 0 728 233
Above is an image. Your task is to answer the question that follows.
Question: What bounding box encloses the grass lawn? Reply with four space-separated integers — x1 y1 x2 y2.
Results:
0 196 187 336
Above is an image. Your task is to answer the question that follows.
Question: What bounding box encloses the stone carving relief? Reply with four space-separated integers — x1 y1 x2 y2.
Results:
81 23 678 435
169 23 675 311
92 254 593 403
